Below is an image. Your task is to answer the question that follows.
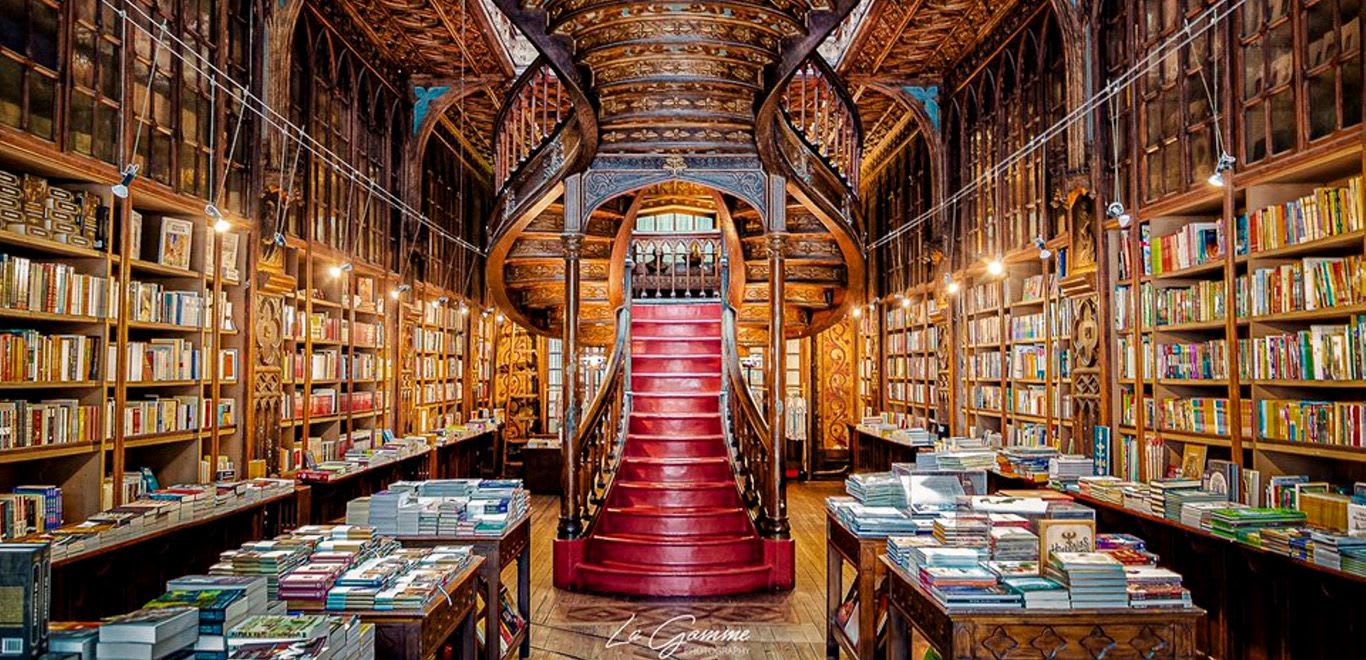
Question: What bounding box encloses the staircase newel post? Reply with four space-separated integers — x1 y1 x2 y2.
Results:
765 231 791 539
559 231 586 539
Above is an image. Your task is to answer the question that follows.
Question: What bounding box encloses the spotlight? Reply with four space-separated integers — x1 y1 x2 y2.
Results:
437 296 450 305
273 232 286 246
1107 201 1132 228
205 203 230 233
328 262 351 278
1034 235 1051 260
986 257 1005 277
496 313 506 323
459 303 469 315
1207 152 1236 187
390 284 411 300
901 296 912 309
852 307 862 319
947 280 961 295
111 164 139 199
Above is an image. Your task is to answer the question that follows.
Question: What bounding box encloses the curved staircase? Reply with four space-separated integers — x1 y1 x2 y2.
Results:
555 302 792 596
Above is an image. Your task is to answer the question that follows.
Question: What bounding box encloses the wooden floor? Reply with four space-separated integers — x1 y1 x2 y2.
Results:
518 480 848 659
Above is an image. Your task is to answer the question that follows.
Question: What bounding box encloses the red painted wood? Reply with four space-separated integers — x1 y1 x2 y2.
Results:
554 302 792 596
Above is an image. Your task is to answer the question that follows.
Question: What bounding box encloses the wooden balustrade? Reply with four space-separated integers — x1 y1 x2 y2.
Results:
781 56 861 189
494 58 571 190
719 257 783 537
630 234 722 300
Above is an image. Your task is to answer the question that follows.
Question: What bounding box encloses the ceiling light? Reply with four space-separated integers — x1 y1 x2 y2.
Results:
205 203 229 233
1107 201 1132 228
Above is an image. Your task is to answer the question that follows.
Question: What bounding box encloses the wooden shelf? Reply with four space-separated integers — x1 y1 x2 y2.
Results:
1250 378 1366 388
0 380 102 389
1234 230 1366 263
1157 430 1232 447
0 229 107 259
0 308 107 324
1142 259 1226 281
1255 438 1366 462
127 258 200 279
1246 303 1366 323
0 441 99 464
1145 319 1227 332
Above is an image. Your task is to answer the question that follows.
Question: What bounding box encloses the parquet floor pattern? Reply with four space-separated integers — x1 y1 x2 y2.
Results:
515 480 850 659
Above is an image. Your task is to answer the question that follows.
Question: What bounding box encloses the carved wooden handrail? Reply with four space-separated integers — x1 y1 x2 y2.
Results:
494 57 572 191
780 54 862 190
630 234 722 300
565 267 632 539
718 256 784 538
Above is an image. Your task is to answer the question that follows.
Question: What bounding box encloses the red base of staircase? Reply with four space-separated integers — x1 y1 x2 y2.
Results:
553 302 793 597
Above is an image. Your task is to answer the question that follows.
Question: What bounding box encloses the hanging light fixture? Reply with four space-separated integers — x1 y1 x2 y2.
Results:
328 262 353 278
205 203 230 233
1103 82 1133 230
1107 201 1132 228
1207 152 1236 187
111 164 139 199
390 283 411 300
986 257 1005 277
1034 235 1051 260
947 280 961 295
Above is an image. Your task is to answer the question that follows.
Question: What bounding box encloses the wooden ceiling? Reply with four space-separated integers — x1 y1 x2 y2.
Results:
838 0 1030 161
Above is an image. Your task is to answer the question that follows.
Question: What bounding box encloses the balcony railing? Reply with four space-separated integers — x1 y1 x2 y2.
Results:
494 58 572 191
780 56 861 190
629 234 722 300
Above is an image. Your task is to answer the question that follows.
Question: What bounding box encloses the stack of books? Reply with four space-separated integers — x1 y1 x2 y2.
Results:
829 499 928 536
845 472 908 507
144 587 256 659
1124 566 1192 608
885 535 945 572
988 527 1038 561
997 446 1058 480
1310 532 1366 571
1162 488 1226 521
1207 508 1308 544
277 563 348 602
1260 527 1313 559
1340 546 1366 577
1048 455 1094 484
1180 500 1245 530
932 513 990 547
96 607 200 660
212 539 313 600
1076 476 1127 504
1002 576 1071 609
358 479 530 537
226 614 374 658
1044 552 1129 609
935 451 998 471
1146 479 1204 518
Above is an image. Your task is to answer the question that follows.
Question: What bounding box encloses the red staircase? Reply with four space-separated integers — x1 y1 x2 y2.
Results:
553 302 793 596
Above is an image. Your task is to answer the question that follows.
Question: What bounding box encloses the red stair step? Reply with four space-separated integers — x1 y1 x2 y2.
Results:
627 411 722 435
607 480 742 508
586 532 762 566
631 319 721 339
632 338 721 355
622 435 728 458
630 354 721 373
631 372 721 393
595 505 754 536
632 392 719 414
617 456 732 482
632 304 721 321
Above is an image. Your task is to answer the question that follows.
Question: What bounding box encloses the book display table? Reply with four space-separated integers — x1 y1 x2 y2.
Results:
289 558 483 659
1065 489 1366 659
297 450 432 523
50 488 301 620
396 513 532 660
826 510 888 659
881 557 1204 659
849 423 932 473
431 428 501 480
986 469 1049 493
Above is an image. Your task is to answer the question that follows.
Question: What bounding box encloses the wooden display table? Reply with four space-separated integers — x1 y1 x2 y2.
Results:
50 487 302 619
396 514 532 660
849 423 932 473
882 557 1204 659
1064 488 1366 659
289 558 482 659
296 450 432 523
826 510 888 659
430 428 501 480
986 469 1049 493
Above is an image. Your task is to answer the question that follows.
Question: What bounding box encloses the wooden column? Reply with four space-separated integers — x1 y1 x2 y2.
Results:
558 231 585 539
765 231 790 538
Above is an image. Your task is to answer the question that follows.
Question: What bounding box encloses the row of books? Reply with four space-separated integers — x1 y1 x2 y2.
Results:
410 327 454 353
1011 345 1049 379
971 385 1003 411
1117 335 1154 380
345 479 529 537
1237 317 1365 381
1235 177 1363 255
292 435 429 483
117 339 202 382
127 281 209 328
11 478 296 562
415 382 459 406
884 327 935 354
287 351 387 382
1142 280 1226 328
0 331 101 382
1144 221 1224 276
967 351 1004 379
112 395 236 439
1256 399 1366 447
1157 397 1253 437
883 355 933 380
0 253 110 318
966 282 1002 314
421 304 463 327
1009 385 1047 417
285 389 384 420
967 316 1001 344
1154 339 1228 380
0 399 100 451
1236 255 1364 318
414 356 460 381
0 485 61 540
1010 312 1047 341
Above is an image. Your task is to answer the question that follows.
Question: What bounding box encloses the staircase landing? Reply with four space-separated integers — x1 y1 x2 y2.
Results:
554 302 793 597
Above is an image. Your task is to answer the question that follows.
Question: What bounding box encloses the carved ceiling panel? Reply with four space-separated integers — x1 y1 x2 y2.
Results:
333 0 514 79
840 0 1027 80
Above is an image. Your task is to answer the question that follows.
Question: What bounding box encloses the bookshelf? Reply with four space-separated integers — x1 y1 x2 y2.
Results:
882 288 937 428
1002 260 1073 449
855 304 879 419
960 277 1005 439
405 286 468 435
274 244 396 475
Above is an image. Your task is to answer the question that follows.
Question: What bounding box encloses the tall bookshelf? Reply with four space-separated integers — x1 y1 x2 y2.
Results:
406 287 467 435
275 244 394 474
961 278 1006 440
882 288 937 428
1003 261 1072 448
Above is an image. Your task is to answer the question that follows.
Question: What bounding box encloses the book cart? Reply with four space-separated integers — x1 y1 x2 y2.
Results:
881 557 1204 659
396 512 532 660
826 508 888 659
288 556 483 659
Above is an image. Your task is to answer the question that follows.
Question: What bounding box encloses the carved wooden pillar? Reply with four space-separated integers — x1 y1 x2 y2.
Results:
764 232 790 538
558 231 585 539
